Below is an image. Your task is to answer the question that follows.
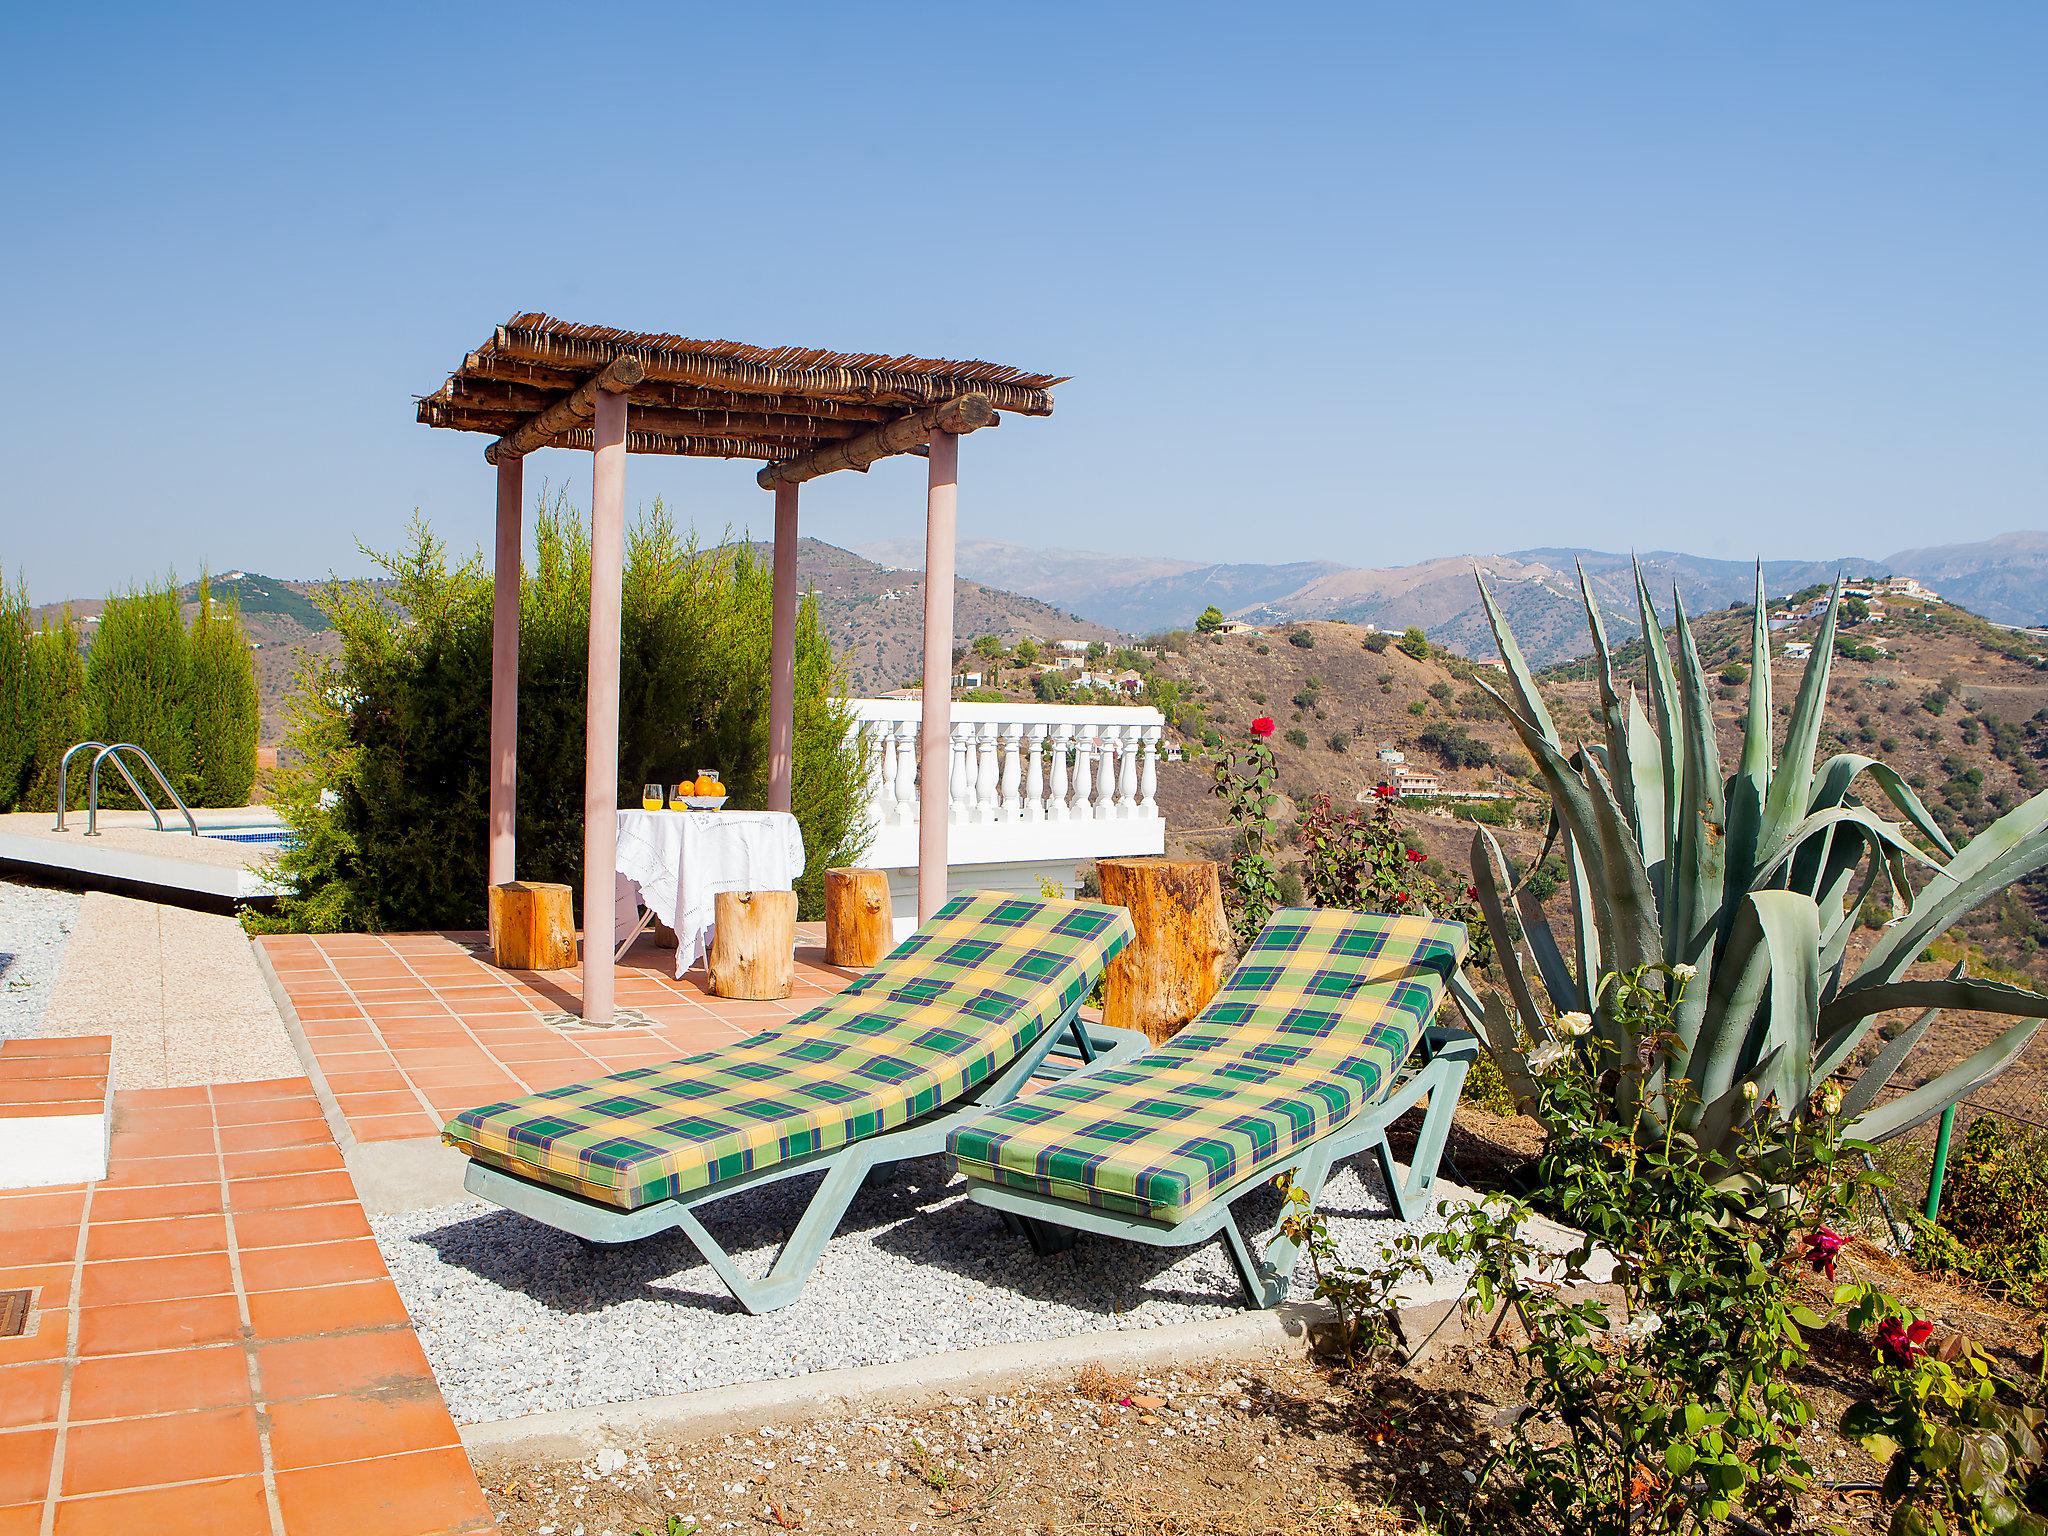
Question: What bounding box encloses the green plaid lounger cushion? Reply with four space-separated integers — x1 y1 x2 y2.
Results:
947 909 1467 1223
443 893 1132 1211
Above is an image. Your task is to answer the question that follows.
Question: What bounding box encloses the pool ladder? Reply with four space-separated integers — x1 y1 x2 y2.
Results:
52 742 199 837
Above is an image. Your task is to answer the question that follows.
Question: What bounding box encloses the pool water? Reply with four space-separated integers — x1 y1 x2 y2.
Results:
204 827 297 848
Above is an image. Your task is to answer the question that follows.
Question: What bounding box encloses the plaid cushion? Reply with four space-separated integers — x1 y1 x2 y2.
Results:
444 893 1132 1211
947 909 1467 1223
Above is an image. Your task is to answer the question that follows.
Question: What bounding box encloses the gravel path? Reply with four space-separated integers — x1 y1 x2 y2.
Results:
0 879 81 1039
374 1152 1462 1426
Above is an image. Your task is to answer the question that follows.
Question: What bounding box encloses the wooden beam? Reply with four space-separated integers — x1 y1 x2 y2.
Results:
490 324 1056 416
485 357 644 465
441 370 899 424
756 395 995 488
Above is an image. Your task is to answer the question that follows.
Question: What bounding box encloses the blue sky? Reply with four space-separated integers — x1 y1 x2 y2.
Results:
5 2 2044 602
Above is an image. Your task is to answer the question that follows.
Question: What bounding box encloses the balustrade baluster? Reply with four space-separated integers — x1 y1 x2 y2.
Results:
948 723 972 824
1139 725 1161 817
999 723 1023 823
1071 725 1095 822
1048 724 1073 821
1022 723 1046 822
1116 723 1139 817
975 722 1000 823
894 719 919 824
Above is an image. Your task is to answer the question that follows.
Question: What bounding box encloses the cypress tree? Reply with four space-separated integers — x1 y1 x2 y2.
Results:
84 580 192 803
186 580 260 806
19 612 87 812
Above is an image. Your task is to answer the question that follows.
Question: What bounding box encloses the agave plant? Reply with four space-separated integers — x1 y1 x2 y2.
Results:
1449 563 2048 1157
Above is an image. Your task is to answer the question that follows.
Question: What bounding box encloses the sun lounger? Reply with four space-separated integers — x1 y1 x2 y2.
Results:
443 892 1143 1315
947 908 1475 1307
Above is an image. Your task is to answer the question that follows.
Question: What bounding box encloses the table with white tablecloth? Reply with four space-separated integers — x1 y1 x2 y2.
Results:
612 808 806 977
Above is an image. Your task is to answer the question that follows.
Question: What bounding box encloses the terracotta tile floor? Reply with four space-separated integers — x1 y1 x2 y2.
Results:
0 1078 494 1536
258 926 856 1143
0 1038 111 1120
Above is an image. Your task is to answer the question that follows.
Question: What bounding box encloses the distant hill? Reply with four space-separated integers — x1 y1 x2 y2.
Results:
758 539 1116 694
858 537 1342 638
894 531 2048 665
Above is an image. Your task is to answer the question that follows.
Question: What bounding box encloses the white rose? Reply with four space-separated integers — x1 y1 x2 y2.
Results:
1741 1081 1760 1103
1624 1310 1663 1340
1672 963 1698 982
1528 1041 1569 1076
1818 1082 1844 1116
1555 1011 1593 1038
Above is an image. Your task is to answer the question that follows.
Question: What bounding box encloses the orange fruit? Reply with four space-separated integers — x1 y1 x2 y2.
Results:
695 774 719 797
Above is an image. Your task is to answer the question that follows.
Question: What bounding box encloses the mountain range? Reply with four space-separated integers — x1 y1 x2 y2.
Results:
858 531 2048 666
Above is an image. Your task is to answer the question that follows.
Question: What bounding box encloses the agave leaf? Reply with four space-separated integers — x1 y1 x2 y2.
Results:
1578 564 1637 834
1723 565 1776 900
1634 561 1684 908
1579 749 1663 978
1844 1016 2047 1144
1447 969 1540 1110
1668 592 1727 1048
1473 572 1561 742
1688 901 1771 1117
1809 754 1955 859
1847 789 2048 994
1758 581 1842 854
1836 968 1960 1122
1626 690 1669 907
1517 865 1582 1011
1748 891 1822 1117
1818 857 1885 992
1750 806 1943 893
1695 1045 1780 1152
1814 974 2048 1084
1471 829 1553 1042
1564 828 1602 1018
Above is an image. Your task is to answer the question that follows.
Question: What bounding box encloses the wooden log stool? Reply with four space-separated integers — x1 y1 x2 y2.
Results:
823 867 892 969
708 890 798 1001
1095 857 1232 1046
489 881 578 972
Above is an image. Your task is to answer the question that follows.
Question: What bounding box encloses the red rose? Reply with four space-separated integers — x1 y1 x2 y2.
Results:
1875 1317 1934 1364
1390 890 1408 904
1249 717 1275 739
1465 885 1479 900
1803 1227 1846 1281
1405 848 1427 863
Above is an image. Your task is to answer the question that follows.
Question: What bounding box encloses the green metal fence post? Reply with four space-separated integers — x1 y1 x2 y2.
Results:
1923 1102 1958 1223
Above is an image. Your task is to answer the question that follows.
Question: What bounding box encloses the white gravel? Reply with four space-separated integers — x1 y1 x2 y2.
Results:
0 879 81 1039
374 1151 1462 1426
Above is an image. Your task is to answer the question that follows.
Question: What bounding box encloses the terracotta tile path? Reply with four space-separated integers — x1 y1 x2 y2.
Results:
256 927 855 1144
0 1077 493 1536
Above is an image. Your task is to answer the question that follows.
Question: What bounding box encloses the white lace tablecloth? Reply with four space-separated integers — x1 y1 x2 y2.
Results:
612 809 806 976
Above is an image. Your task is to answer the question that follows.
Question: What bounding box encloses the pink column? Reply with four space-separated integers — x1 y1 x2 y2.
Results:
917 429 959 921
766 481 799 814
487 453 523 893
582 389 629 1025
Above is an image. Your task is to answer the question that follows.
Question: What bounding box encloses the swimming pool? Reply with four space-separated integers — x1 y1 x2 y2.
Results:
202 827 297 848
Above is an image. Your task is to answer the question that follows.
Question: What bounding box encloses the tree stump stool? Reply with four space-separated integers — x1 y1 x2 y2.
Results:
1095 857 1232 1046
489 881 577 972
824 867 892 969
708 890 798 1001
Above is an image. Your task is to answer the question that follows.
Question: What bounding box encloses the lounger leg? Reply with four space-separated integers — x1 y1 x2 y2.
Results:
667 1145 882 1316
1374 1051 1473 1221
1220 1146 1335 1309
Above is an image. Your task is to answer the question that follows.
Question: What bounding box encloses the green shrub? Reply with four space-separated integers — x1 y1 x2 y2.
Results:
185 581 259 806
20 612 88 811
1287 628 1313 649
1362 630 1392 653
0 577 32 808
1283 727 1309 749
257 504 868 933
1396 625 1431 661
1912 1115 2048 1308
84 581 192 803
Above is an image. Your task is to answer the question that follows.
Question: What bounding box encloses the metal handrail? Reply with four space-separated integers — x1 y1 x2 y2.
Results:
82 743 199 838
52 741 108 831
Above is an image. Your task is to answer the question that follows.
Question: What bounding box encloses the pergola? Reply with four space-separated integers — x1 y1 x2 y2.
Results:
417 315 1065 1023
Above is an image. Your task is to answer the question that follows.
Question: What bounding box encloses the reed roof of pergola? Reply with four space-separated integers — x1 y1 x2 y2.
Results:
416 314 1065 484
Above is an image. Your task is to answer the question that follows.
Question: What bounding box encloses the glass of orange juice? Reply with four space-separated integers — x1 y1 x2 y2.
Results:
641 783 663 812
669 782 691 810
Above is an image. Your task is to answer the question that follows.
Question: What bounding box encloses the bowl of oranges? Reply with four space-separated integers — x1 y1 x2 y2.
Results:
669 771 727 811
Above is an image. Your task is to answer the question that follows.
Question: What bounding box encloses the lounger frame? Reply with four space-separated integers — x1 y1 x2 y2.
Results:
461 1007 1147 1315
961 1025 1478 1308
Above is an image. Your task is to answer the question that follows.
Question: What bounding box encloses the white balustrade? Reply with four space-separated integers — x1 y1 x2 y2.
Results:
847 701 1165 835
